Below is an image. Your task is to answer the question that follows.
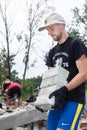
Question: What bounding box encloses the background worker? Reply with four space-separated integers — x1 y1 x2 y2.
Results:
1 75 13 95
1 75 13 103
38 13 87 130
5 82 22 109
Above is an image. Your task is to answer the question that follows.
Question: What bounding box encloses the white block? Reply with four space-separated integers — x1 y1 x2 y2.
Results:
40 66 69 88
42 66 69 80
34 66 69 111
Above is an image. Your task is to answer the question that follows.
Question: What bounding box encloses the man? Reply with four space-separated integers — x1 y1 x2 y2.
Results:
1 75 13 94
1 75 13 104
5 82 22 109
38 13 87 130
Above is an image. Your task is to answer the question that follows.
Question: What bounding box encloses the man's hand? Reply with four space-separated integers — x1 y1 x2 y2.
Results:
49 86 69 110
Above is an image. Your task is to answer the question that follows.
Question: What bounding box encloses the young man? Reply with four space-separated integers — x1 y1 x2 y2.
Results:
38 13 87 130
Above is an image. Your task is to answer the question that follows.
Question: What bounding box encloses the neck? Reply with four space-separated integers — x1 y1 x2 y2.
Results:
59 31 68 44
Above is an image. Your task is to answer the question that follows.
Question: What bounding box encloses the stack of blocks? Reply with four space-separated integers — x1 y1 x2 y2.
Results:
34 66 69 111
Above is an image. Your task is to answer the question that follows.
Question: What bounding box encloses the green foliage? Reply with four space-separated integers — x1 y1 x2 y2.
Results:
22 76 42 101
68 0 87 45
0 64 5 84
0 48 19 83
85 81 87 90
11 70 19 81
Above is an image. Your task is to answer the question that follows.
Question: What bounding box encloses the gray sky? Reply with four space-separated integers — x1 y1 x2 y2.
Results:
23 0 84 78
0 0 85 78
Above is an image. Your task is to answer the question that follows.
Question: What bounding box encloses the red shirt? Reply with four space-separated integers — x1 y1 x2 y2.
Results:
6 82 22 91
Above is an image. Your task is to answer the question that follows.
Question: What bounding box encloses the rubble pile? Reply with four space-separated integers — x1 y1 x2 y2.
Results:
0 100 87 130
0 101 47 130
0 102 35 114
78 109 87 130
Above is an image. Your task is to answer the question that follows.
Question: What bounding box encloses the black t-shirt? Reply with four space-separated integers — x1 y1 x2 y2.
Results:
46 37 87 104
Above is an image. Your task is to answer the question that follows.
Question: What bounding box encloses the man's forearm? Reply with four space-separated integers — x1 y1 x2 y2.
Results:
66 73 86 91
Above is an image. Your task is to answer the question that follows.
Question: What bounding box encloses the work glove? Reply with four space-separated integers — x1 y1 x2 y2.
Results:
49 86 69 110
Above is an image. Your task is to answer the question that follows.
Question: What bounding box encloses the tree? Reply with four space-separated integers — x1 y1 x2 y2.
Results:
0 56 5 84
0 0 12 75
68 0 87 45
0 47 19 81
0 0 20 78
17 0 55 86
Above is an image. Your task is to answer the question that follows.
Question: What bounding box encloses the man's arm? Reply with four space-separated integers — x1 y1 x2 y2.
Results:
1 81 5 93
66 55 87 91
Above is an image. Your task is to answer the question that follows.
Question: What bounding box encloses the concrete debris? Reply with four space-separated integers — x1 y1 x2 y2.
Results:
0 100 87 130
0 102 35 115
0 108 5 115
78 109 87 130
13 127 24 130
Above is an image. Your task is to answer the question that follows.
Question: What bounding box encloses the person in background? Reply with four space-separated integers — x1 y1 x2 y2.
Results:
1 75 13 102
1 75 13 94
5 82 22 109
38 13 87 130
26 94 36 104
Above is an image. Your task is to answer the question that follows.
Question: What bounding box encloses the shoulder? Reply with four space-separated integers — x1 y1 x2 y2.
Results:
71 37 87 51
68 37 86 49
49 44 58 55
69 37 83 44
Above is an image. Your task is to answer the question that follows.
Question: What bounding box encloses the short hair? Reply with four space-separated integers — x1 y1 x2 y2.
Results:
6 75 11 80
